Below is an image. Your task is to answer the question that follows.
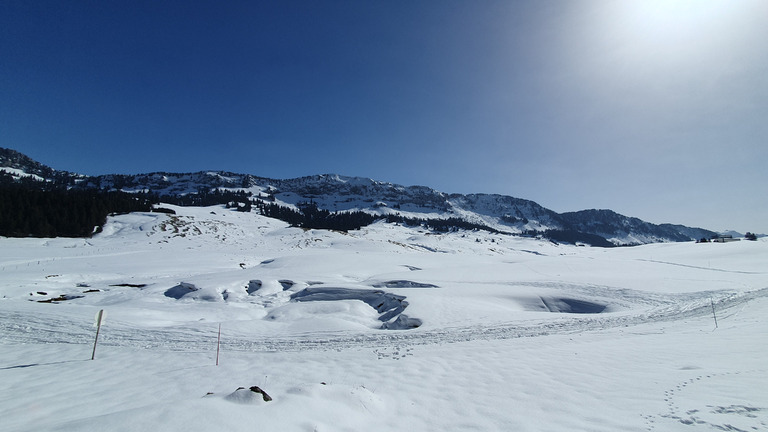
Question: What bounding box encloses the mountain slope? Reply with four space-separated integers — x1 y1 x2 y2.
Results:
0 147 717 244
558 209 713 244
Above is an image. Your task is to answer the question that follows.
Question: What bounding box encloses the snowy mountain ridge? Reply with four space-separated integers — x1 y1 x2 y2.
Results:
1 147 716 245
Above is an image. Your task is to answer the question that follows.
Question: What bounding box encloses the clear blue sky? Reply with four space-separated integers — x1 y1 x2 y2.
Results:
2 0 766 233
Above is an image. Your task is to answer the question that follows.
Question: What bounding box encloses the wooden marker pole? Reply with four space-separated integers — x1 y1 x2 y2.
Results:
92 309 105 360
216 323 221 366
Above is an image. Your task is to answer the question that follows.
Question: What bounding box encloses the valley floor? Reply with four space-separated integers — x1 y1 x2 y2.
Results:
1 206 766 431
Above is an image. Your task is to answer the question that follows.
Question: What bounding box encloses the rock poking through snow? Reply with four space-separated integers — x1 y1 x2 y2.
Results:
223 386 273 404
249 386 273 402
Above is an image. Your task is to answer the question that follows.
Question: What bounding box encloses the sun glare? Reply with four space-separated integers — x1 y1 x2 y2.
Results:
559 0 762 93
617 0 730 45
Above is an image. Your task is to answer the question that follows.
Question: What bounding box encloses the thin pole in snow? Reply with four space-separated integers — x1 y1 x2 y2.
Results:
92 309 105 360
710 297 718 329
216 323 221 366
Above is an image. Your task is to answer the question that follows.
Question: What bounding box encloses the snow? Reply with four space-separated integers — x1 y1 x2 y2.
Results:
2 205 767 431
0 167 46 182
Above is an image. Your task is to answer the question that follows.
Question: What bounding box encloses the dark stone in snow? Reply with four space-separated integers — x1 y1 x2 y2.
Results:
249 386 272 401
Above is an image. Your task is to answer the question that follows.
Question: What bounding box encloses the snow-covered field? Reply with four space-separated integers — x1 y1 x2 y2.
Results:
2 205 766 431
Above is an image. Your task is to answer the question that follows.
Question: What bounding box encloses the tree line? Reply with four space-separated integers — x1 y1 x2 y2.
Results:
0 175 153 237
530 229 616 247
257 201 379 231
157 188 254 208
2 174 615 246
256 199 504 234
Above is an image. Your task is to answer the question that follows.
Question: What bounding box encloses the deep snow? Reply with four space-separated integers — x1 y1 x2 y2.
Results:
1 205 766 431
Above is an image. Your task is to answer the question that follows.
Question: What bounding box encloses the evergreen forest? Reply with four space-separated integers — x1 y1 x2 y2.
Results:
0 174 152 237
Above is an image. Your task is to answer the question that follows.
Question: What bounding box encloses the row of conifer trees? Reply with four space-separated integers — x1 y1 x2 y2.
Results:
0 176 153 237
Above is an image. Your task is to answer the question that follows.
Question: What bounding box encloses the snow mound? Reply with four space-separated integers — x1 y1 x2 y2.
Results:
291 287 420 329
164 282 221 302
223 386 272 404
246 280 262 295
265 300 382 330
381 314 423 329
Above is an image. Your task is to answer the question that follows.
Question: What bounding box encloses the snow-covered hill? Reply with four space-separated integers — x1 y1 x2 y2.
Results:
0 148 717 244
1 205 767 431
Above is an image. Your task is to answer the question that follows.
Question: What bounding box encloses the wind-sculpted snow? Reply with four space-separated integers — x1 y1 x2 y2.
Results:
164 282 200 299
291 287 416 329
3 286 765 352
538 297 608 313
164 282 223 301
246 280 262 294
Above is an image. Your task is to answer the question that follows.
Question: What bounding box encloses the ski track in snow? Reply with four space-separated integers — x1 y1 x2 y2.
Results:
637 259 767 275
3 287 765 353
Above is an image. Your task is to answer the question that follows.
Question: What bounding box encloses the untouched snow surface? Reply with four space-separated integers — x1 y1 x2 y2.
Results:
1 205 767 431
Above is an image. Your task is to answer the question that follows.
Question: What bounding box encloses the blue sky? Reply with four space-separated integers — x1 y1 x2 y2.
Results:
2 0 767 233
